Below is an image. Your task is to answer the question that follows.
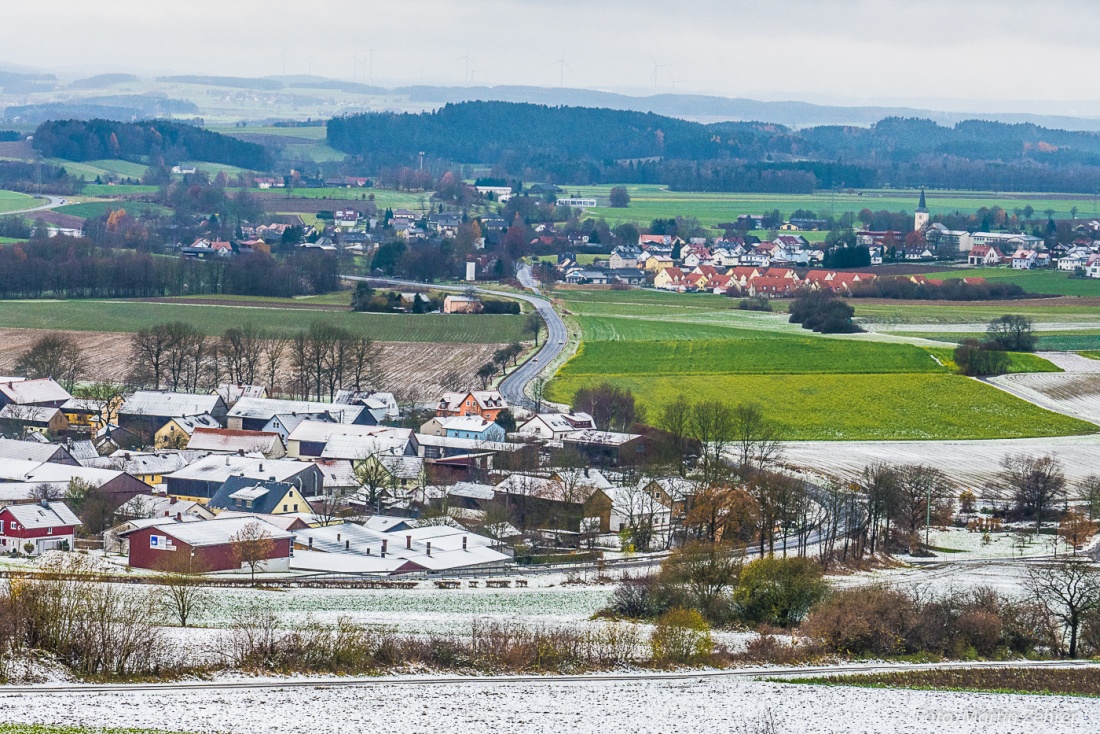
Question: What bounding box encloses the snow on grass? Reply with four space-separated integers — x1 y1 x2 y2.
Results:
192 584 616 635
1 676 1096 733
896 527 1055 560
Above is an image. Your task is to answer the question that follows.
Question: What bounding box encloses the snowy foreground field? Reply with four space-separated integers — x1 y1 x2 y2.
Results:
2 674 1098 733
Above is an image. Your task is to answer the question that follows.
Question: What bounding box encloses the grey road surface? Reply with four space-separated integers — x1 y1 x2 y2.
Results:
343 265 567 410
6 194 67 215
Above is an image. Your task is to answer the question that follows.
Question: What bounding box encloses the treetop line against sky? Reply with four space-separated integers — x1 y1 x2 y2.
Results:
3 0 1100 112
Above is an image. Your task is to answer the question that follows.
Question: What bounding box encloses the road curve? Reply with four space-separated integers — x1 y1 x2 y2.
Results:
5 194 67 216
343 266 568 410
3 658 1096 696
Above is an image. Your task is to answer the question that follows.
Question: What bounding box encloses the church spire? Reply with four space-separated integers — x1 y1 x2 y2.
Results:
917 187 928 212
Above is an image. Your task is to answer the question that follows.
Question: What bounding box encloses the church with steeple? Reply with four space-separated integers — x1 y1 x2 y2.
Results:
914 188 929 231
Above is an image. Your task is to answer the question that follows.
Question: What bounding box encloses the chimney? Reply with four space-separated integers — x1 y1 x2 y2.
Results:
345 540 350 550
238 449 244 456
308 537 313 549
175 512 182 522
169 496 177 505
426 541 431 556
337 533 341 541
366 547 371 555
406 535 412 549
124 452 131 461
462 536 467 551
258 463 264 472
381 539 388 557
40 499 48 509
225 456 230 466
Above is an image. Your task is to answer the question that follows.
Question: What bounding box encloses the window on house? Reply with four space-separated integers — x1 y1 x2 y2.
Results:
283 504 288 512
245 500 252 509
47 528 53 535
293 504 299 511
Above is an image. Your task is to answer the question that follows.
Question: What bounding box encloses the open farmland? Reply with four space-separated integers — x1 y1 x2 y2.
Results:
556 184 1100 230
779 433 1100 485
549 286 1096 440
54 201 171 219
918 267 1100 298
0 327 503 394
0 301 526 343
0 190 38 214
854 298 1100 326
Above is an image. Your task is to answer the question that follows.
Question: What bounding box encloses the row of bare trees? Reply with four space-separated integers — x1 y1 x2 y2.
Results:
128 321 378 400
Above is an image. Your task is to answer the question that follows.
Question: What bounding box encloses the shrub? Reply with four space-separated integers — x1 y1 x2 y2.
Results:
734 556 828 627
788 292 861 334
649 608 713 665
738 297 773 312
954 338 1010 376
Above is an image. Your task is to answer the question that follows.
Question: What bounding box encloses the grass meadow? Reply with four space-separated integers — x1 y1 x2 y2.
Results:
919 267 1100 297
0 300 525 343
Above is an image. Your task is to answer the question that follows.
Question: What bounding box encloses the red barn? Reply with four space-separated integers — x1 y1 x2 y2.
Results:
126 517 293 573
0 501 81 556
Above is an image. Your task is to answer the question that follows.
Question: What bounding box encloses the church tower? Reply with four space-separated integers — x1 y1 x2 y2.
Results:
914 188 929 231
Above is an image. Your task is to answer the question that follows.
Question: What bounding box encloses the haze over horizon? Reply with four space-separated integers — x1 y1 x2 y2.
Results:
3 0 1099 117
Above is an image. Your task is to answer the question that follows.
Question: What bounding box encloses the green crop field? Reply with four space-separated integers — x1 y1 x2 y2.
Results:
46 158 150 180
918 267 1100 297
897 330 1100 351
0 300 524 343
568 338 948 376
80 184 159 196
549 285 1093 440
0 189 37 214
854 300 1100 325
547 370 1093 441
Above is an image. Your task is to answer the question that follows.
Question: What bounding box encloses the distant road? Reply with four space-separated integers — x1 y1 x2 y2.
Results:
343 266 568 410
6 194 66 216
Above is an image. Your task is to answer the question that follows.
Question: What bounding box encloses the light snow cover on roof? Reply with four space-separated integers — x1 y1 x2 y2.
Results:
122 391 223 418
85 450 210 476
165 455 309 483
562 429 640 446
321 434 412 460
0 405 61 423
170 414 221 435
288 420 405 444
187 428 282 453
151 516 291 547
3 501 81 529
0 438 68 463
437 390 507 413
0 378 71 406
229 397 363 423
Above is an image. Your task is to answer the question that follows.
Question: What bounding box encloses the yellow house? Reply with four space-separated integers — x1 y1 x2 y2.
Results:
644 254 675 272
61 396 119 433
653 267 686 290
155 414 221 449
208 477 314 515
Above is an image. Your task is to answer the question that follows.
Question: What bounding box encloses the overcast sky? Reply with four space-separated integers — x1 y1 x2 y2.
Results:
4 0 1098 114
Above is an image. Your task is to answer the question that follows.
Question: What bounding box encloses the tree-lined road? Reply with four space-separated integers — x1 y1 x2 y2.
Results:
343 265 568 410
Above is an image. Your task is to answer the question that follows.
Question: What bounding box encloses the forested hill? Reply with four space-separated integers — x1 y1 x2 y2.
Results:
326 101 752 162
32 119 271 170
327 102 1100 193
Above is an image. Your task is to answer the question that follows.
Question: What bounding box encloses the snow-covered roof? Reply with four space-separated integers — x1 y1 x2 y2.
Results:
310 459 357 489
0 378 71 406
520 412 596 434
86 450 211 476
2 501 81 529
187 428 282 454
213 385 268 404
414 434 520 453
442 482 496 500
0 438 70 463
319 433 412 461
0 458 127 487
562 430 641 446
165 455 313 484
116 494 213 520
287 420 402 444
151 517 292 547
438 416 498 433
170 414 221 435
437 390 508 413
229 398 363 423
377 455 424 480
121 391 223 418
0 405 61 423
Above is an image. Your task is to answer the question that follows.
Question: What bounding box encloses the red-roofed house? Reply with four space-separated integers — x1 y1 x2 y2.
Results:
967 245 1004 266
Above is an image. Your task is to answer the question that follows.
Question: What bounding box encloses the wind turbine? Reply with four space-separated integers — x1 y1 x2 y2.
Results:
649 55 669 90
668 71 688 91
457 52 474 83
551 52 573 87
368 48 374 84
305 53 315 76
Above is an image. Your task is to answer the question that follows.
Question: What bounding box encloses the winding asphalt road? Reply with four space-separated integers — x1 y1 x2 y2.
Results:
6 194 67 216
343 265 568 410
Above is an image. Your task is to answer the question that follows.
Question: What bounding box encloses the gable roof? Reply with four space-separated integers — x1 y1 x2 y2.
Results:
122 391 224 419
0 438 73 464
165 455 316 485
149 516 293 547
187 428 283 454
437 391 508 413
209 476 308 515
229 398 364 424
0 379 71 406
2 501 81 529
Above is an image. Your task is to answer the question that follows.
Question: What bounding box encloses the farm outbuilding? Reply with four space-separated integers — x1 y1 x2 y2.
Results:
125 516 293 573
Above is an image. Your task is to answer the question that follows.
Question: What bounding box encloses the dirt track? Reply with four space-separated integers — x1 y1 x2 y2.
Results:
0 327 501 395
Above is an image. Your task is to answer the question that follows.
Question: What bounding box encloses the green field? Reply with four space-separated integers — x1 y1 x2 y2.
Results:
919 267 1100 297
0 189 37 214
897 330 1100 351
554 184 1100 231
81 184 159 196
0 300 524 343
47 158 150 180
548 286 1095 440
855 300 1100 325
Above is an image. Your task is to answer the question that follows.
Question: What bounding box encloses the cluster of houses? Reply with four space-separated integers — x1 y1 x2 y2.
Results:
0 377 679 577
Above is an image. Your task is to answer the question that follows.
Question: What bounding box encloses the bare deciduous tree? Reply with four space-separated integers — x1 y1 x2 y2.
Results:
154 552 211 628
231 522 276 585
14 332 87 391
1001 455 1067 535
1025 558 1100 658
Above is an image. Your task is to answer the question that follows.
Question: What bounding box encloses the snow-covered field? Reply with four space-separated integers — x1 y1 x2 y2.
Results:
2 675 1096 733
780 433 1100 485
192 583 616 635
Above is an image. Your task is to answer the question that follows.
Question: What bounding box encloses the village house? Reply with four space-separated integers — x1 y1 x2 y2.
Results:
0 378 71 410
186 428 287 458
1011 249 1038 269
155 414 222 449
0 501 81 556
163 455 324 501
227 397 370 432
442 295 484 314
518 412 597 440
119 391 228 439
208 476 314 516
0 405 68 437
435 391 508 422
967 245 1005 266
